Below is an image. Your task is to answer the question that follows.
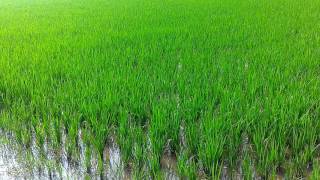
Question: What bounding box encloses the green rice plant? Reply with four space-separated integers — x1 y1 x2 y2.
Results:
198 111 226 176
149 100 170 175
132 127 147 171
310 159 320 180
118 108 133 165
242 154 253 180
0 0 320 178
177 150 197 179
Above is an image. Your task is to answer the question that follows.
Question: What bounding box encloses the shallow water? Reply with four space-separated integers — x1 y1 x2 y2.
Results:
0 138 20 179
0 130 180 180
1 129 315 179
0 130 121 179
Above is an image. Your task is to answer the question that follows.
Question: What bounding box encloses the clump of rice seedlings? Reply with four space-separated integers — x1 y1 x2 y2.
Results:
177 150 197 179
198 111 226 177
310 159 320 179
242 154 253 180
117 108 133 166
149 100 170 175
132 127 147 172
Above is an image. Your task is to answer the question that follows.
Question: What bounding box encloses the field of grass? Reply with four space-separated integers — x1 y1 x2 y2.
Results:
0 0 320 179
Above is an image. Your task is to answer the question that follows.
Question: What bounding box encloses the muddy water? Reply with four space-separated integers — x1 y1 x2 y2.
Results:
0 131 127 179
0 138 21 179
1 126 316 180
161 154 179 180
0 130 179 180
1 129 309 180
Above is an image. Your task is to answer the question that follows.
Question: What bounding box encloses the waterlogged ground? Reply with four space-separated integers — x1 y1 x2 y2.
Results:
0 134 228 180
0 130 121 179
0 138 22 179
0 130 179 180
0 130 294 180
1 130 320 179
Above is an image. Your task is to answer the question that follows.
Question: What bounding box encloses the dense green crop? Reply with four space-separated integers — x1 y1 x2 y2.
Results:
0 0 319 178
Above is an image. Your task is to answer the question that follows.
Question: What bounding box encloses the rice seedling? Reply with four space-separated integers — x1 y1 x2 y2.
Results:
0 0 319 178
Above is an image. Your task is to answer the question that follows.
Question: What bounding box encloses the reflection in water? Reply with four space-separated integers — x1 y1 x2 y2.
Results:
105 139 127 179
0 130 122 179
0 128 315 179
0 137 22 179
0 130 179 180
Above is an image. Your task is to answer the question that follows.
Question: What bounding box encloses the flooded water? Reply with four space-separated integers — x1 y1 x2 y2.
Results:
0 138 21 179
0 128 316 179
5 125 313 180
0 129 180 180
0 130 122 179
